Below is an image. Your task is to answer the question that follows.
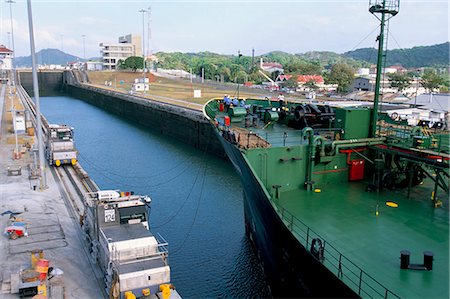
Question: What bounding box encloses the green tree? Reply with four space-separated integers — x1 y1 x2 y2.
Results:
230 64 245 83
236 70 247 83
121 56 144 72
326 63 355 94
388 72 412 92
116 59 125 70
304 80 318 91
217 66 231 82
284 75 298 90
420 71 445 92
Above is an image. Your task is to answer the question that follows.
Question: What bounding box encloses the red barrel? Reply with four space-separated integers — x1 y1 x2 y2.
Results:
36 259 49 280
219 102 224 112
224 116 230 127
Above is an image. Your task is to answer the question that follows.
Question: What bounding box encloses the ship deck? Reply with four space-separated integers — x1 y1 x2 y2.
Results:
276 179 449 298
233 115 309 148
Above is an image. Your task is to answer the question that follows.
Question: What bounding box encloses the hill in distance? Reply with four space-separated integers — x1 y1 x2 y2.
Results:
13 42 449 70
14 48 83 67
342 42 449 68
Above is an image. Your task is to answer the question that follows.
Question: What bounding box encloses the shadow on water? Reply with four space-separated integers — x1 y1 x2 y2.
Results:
40 94 270 298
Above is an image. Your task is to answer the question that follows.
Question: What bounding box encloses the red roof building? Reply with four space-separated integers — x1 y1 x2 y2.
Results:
297 75 324 84
0 44 13 70
0 45 13 54
260 58 284 73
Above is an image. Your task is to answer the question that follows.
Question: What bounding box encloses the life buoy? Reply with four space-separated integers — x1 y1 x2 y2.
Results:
390 112 399 121
310 238 325 261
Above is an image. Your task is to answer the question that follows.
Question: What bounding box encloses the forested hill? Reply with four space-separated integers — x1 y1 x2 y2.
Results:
14 48 82 67
343 42 449 68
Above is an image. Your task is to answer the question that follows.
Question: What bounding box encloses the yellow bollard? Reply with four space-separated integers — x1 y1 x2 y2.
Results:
124 291 136 299
160 284 172 299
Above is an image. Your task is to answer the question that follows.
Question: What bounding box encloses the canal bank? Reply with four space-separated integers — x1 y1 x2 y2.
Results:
19 70 225 158
0 83 104 298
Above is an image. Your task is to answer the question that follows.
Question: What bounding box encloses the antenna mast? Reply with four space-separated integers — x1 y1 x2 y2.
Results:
369 0 399 137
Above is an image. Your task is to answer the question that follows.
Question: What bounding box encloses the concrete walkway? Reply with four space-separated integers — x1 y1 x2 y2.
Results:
84 82 205 111
0 83 104 298
0 85 5 136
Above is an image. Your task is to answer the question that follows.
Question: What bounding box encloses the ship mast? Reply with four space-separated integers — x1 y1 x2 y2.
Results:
369 0 399 137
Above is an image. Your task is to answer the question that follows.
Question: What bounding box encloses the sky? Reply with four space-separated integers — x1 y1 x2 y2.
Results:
0 0 448 59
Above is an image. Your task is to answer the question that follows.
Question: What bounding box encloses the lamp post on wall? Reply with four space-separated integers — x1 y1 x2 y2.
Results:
6 0 16 84
139 9 147 94
237 50 242 99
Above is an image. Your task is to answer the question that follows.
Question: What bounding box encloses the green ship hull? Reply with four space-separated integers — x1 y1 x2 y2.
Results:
204 99 449 298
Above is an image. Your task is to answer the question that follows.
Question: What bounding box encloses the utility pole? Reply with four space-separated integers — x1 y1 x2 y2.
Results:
139 9 147 94
369 0 399 137
82 34 86 60
6 32 11 49
27 0 47 189
10 87 18 158
251 48 255 72
147 6 152 71
237 50 242 99
6 0 16 84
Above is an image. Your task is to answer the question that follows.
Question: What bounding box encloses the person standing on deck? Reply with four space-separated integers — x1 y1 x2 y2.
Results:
240 98 250 110
223 94 231 112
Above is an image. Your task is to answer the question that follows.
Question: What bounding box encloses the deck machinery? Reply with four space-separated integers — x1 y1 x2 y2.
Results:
82 190 178 299
45 124 77 166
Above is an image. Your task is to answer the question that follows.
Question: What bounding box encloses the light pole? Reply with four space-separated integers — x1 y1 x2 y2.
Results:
10 87 18 158
27 0 47 189
6 0 16 85
6 32 10 49
237 50 242 99
139 9 147 93
82 34 86 60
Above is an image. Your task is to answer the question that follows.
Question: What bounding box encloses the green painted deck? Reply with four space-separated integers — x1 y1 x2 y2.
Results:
205 99 449 298
275 180 449 298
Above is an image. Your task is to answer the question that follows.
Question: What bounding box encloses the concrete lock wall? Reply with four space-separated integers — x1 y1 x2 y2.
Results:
64 84 225 158
19 71 64 96
20 70 225 157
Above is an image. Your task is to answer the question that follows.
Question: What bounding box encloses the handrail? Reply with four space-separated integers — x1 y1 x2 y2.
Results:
273 200 400 299
378 123 450 154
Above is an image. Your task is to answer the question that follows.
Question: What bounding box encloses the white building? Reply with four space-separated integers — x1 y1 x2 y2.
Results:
0 45 13 70
352 76 427 96
132 77 149 91
85 61 104 71
100 34 142 70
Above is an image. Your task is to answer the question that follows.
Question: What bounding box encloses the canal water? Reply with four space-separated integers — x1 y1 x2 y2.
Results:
40 95 270 298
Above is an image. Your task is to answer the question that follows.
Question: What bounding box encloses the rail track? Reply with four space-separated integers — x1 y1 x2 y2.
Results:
16 81 108 297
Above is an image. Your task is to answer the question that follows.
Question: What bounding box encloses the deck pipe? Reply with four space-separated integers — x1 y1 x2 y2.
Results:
303 127 386 191
302 128 317 191
329 137 386 157
411 126 422 136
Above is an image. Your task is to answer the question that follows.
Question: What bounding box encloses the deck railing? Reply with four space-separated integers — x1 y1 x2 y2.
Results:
107 232 169 266
273 201 400 299
378 122 450 154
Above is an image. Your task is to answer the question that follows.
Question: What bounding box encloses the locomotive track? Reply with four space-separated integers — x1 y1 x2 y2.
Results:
16 82 108 297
